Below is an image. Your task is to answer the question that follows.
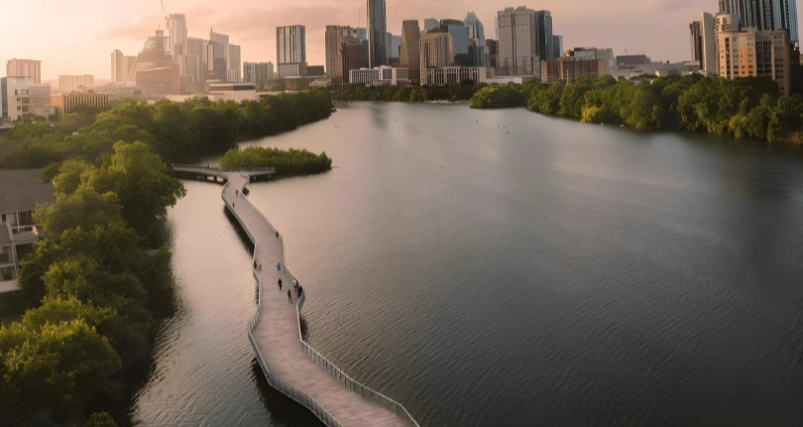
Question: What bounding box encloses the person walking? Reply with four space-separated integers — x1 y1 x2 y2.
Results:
235 189 239 197
278 278 282 290
258 263 262 271
292 279 298 289
287 290 292 303
276 262 281 271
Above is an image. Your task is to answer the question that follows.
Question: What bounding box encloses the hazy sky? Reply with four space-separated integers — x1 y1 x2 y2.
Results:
2 0 792 80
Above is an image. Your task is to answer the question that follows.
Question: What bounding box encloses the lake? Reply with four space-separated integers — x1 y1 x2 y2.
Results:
134 102 803 427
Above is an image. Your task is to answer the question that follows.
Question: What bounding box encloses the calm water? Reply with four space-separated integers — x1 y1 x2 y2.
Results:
136 102 803 427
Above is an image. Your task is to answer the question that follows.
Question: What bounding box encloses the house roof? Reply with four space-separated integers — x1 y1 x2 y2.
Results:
0 168 46 188
0 183 54 214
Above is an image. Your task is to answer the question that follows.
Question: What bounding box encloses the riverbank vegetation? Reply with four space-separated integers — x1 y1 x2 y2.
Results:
470 75 803 144
220 146 332 175
469 85 527 109
332 81 484 103
0 91 335 426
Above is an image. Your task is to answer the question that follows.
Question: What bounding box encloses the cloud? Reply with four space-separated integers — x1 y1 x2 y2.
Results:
100 15 166 40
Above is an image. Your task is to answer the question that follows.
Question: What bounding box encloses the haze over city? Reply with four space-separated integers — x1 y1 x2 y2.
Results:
0 0 756 79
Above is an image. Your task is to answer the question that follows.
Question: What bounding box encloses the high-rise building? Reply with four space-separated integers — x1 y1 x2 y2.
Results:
690 21 704 62
6 59 42 84
136 64 180 95
420 28 454 69
1 77 54 121
497 7 539 76
440 20 469 66
277 25 307 77
243 62 275 86
385 33 401 59
541 57 607 83
111 50 127 84
487 39 499 69
535 11 554 61
464 12 488 66
335 36 369 83
59 75 93 93
356 27 368 40
716 27 792 95
228 44 242 82
326 25 356 80
206 42 228 81
166 14 188 52
424 19 440 32
773 0 799 44
400 20 421 85
367 0 388 67
701 12 718 76
553 35 563 59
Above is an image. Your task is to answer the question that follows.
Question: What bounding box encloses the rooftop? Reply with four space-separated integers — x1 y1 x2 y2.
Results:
0 168 54 214
0 168 45 188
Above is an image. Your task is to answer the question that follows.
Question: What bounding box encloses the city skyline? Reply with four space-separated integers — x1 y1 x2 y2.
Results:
0 0 771 80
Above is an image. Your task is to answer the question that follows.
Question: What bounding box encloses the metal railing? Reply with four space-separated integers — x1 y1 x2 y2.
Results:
220 174 342 427
217 171 419 427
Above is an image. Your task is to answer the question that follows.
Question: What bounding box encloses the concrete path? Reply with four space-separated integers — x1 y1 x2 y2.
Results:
219 172 409 427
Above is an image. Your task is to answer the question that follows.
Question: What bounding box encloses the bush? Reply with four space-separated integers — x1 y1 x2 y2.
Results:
220 146 332 175
469 85 527 109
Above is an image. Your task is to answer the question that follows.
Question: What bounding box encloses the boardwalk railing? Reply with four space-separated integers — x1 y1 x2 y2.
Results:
172 163 276 174
205 169 419 427
220 175 343 427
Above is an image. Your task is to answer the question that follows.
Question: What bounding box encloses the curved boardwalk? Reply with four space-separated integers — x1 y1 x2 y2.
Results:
172 166 414 427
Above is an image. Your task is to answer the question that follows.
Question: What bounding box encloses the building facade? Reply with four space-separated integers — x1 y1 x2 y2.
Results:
326 26 357 80
367 0 388 67
464 12 489 66
1 77 54 121
690 21 704 63
136 65 180 95
541 57 607 83
421 66 487 85
58 75 94 94
51 93 111 115
701 12 718 76
419 29 455 70
167 14 188 51
400 20 421 84
536 11 554 61
716 28 792 95
349 66 409 85
335 36 369 83
209 28 230 71
277 25 307 77
497 7 539 76
228 44 242 82
487 39 498 69
243 62 275 87
440 19 470 66
553 35 564 59
6 59 42 84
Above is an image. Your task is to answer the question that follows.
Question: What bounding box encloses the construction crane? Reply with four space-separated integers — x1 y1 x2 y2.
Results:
160 0 168 19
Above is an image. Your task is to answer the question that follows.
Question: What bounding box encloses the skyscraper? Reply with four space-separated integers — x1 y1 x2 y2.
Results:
210 28 230 72
553 35 563 59
400 20 421 84
326 26 356 80
243 62 275 87
367 0 388 67
690 21 703 63
166 14 188 52
111 50 126 84
701 12 717 76
424 19 440 32
773 0 799 44
419 28 454 68
228 44 242 82
464 12 488 66
536 11 554 61
6 59 42 84
277 25 307 77
440 19 469 65
497 7 539 76
336 36 368 83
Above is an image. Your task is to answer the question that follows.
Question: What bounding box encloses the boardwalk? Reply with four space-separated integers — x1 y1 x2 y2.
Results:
172 166 415 427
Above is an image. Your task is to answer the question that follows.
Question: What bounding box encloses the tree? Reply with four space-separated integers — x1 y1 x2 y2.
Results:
34 186 121 239
87 412 119 427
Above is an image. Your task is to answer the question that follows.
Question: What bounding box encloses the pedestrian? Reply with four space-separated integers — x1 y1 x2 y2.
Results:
287 290 292 303
276 262 281 271
292 279 298 289
254 261 257 269
278 278 282 290
236 189 239 197
232 203 235 208
258 263 262 271
275 231 279 238
296 285 302 298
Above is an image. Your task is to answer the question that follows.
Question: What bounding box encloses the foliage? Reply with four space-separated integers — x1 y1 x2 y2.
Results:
0 91 334 170
332 82 485 103
469 85 527 109
86 412 119 427
220 146 332 175
496 74 803 142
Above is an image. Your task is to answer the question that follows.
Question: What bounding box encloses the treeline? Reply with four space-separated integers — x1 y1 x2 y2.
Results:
220 146 332 175
331 81 484 103
0 90 335 169
469 85 527 109
471 75 803 144
0 142 184 426
0 91 335 426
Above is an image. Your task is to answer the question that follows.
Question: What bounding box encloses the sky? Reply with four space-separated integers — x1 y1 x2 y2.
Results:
1 0 795 80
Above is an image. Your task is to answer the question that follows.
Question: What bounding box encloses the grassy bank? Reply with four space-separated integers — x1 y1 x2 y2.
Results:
331 82 484 103
220 146 332 175
0 90 335 427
